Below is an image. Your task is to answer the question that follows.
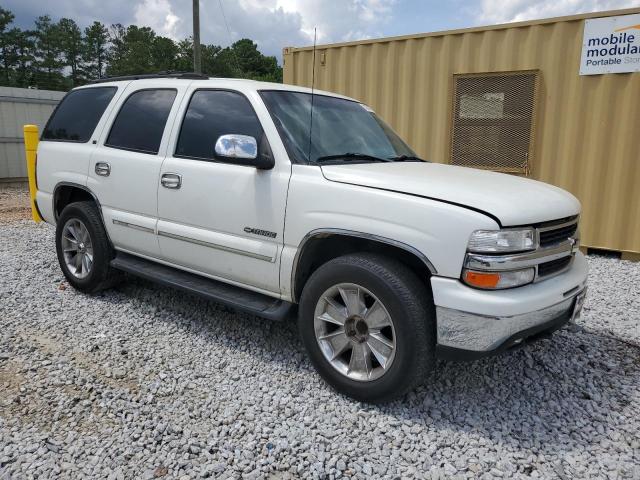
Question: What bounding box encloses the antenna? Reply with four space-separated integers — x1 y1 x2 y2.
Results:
307 27 317 163
218 0 243 75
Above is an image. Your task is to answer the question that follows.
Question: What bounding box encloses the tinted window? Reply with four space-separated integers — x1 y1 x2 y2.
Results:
106 89 176 154
42 87 116 142
175 90 263 160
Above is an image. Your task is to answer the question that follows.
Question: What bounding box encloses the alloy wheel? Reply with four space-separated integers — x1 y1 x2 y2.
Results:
61 218 94 279
313 283 396 382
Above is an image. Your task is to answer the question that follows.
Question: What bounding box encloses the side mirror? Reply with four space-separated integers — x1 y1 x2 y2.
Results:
214 134 274 170
215 134 258 160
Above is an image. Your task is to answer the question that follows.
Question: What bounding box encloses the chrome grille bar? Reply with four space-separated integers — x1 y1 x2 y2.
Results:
464 239 575 271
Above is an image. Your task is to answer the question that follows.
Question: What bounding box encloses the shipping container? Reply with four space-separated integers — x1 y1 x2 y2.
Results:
283 8 640 258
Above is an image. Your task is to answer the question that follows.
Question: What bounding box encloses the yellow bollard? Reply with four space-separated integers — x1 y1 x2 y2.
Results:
23 124 43 223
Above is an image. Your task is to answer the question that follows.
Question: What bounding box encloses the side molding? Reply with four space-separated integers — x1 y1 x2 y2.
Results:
157 230 275 262
113 218 155 234
291 228 438 300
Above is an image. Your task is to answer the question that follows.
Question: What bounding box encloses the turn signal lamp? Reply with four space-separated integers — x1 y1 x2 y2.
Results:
463 268 535 289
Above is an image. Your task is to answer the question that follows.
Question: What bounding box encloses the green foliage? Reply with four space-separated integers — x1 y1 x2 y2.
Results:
58 18 83 85
0 6 283 91
83 21 109 79
32 15 66 90
107 25 159 75
0 7 16 83
227 39 282 82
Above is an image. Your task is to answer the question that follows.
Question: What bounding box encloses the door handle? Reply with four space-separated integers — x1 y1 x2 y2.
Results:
95 162 111 177
161 173 182 189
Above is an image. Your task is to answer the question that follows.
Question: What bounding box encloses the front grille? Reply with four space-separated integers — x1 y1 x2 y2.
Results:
537 256 572 277
538 216 578 247
539 223 578 247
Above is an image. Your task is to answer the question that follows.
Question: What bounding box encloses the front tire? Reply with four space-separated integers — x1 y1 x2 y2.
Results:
55 201 119 293
299 253 436 403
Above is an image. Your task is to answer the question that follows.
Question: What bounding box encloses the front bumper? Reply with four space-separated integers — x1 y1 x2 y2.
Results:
432 252 588 360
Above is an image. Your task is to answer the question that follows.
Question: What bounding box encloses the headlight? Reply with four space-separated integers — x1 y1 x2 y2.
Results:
463 268 535 289
467 228 537 253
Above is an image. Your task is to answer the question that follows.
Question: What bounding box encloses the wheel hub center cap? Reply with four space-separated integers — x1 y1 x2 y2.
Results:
345 316 369 343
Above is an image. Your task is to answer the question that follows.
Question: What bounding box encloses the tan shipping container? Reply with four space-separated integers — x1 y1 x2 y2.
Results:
283 8 640 258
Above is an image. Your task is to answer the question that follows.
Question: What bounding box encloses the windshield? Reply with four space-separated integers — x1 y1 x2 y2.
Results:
260 90 418 164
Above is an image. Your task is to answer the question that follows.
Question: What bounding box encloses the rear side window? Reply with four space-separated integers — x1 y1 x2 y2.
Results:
106 89 176 154
42 87 116 142
175 90 263 161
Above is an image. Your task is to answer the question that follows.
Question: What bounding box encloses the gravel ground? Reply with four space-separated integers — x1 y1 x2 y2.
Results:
1 212 639 478
0 186 30 223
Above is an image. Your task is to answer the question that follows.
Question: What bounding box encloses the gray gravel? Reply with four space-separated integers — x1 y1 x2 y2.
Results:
1 220 639 479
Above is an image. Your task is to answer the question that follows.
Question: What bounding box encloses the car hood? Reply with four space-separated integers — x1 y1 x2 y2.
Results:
320 162 580 226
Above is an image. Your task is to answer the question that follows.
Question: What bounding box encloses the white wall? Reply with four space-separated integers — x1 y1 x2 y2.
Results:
0 87 65 180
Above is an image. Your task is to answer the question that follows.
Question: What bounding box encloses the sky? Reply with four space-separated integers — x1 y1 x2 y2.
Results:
4 0 639 60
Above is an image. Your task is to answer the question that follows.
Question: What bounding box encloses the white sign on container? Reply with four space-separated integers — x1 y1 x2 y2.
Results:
579 13 640 75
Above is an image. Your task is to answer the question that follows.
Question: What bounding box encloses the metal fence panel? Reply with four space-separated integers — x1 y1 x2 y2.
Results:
0 87 64 180
451 71 538 174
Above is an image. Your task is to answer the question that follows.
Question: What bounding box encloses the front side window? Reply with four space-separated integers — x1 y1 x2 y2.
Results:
175 90 263 161
42 87 117 142
260 90 416 164
106 89 176 154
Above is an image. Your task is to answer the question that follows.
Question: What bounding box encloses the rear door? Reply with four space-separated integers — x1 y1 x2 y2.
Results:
87 81 187 258
156 88 291 294
36 85 121 223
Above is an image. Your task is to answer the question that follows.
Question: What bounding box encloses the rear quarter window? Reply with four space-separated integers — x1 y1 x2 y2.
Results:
42 87 117 142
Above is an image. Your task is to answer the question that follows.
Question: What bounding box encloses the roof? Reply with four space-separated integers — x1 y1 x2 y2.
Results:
75 76 356 102
284 6 640 52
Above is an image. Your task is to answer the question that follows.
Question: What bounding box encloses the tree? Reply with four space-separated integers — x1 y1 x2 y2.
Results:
231 39 264 75
106 23 126 76
12 29 36 87
107 25 157 75
174 38 194 72
0 7 16 82
229 39 282 82
33 15 64 89
203 44 237 77
253 54 282 82
83 22 109 79
151 36 178 72
58 18 83 85
0 6 284 89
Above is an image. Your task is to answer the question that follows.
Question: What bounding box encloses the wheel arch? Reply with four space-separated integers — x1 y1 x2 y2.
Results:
52 182 113 247
53 182 100 222
291 229 437 303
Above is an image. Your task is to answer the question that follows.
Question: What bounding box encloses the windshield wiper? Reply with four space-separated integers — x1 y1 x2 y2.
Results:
315 153 392 164
388 155 427 162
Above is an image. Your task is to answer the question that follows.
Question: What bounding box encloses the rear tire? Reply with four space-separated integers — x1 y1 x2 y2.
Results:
299 253 436 403
55 201 120 293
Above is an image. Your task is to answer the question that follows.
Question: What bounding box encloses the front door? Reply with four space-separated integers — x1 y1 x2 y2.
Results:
157 88 290 294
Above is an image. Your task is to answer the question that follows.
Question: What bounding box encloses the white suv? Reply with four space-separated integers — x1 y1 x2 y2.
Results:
29 73 587 402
